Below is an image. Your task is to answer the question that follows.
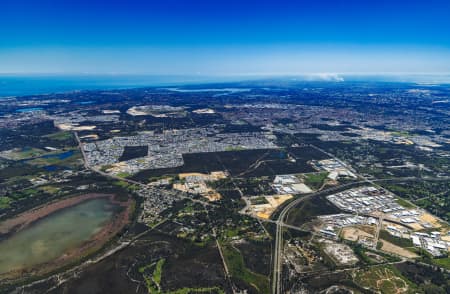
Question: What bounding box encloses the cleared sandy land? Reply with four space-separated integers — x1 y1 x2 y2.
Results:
174 172 227 201
126 106 149 116
178 172 206 178
324 243 359 265
203 191 222 201
251 194 293 219
80 134 99 140
441 234 450 242
178 171 227 180
341 227 374 242
420 213 442 228
380 240 417 258
291 183 313 193
56 123 96 131
102 110 120 114
193 108 215 114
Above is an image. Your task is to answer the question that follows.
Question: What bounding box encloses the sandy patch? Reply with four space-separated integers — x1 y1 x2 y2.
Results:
193 108 215 114
174 171 227 201
56 124 96 131
178 172 207 179
341 227 374 242
178 171 227 181
80 134 99 140
204 191 221 201
324 242 359 265
173 183 188 192
102 110 120 114
256 212 271 219
249 194 293 219
380 240 417 258
441 234 450 242
105 161 129 174
407 222 424 231
420 213 442 228
291 183 313 193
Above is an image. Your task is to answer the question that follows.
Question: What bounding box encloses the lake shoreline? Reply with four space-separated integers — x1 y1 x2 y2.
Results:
0 193 133 280
0 193 114 238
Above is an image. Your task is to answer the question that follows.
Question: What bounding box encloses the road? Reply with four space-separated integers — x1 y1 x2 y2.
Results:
272 143 382 294
75 131 145 186
271 181 363 294
75 132 450 293
269 148 450 293
75 131 214 207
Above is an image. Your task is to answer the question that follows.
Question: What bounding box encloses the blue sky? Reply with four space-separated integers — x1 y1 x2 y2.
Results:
1 0 450 75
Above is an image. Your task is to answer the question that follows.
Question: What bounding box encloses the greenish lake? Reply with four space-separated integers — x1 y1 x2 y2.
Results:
0 198 116 274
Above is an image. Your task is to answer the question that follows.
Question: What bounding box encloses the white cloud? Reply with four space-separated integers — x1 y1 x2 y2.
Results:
301 73 345 82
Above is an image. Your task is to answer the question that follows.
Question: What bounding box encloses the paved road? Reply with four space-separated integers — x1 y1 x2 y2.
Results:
75 131 145 186
75 132 450 293
271 181 363 294
75 131 214 208
269 172 450 291
272 143 381 294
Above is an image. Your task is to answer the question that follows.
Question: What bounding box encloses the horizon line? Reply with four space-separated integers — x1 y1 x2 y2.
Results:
1 72 450 77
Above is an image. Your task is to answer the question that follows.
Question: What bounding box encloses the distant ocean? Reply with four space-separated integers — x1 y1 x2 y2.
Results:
0 75 220 98
2 74 449 98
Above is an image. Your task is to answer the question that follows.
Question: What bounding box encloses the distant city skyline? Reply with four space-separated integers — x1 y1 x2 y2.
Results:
1 0 450 75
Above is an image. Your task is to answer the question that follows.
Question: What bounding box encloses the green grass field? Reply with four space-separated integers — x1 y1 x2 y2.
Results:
153 258 165 285
0 196 12 209
43 131 74 141
116 172 131 178
37 185 60 194
250 196 269 205
25 148 81 168
379 230 413 248
395 197 415 209
432 257 450 270
2 147 47 160
139 258 225 294
140 258 165 294
302 172 329 190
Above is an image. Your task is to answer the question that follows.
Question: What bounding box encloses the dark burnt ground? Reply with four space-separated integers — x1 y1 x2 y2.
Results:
118 145 148 162
285 194 341 227
45 231 229 294
132 146 325 182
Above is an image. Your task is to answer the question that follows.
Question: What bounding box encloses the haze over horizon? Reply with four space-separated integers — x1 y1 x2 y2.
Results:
1 0 450 76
